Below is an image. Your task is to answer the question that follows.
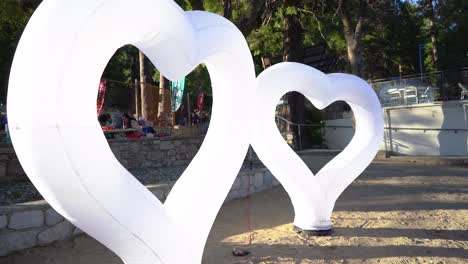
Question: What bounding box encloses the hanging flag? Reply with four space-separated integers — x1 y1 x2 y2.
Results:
197 92 205 111
171 78 185 112
97 80 107 115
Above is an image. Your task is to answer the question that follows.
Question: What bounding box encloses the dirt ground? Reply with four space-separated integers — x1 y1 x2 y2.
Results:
0 161 467 263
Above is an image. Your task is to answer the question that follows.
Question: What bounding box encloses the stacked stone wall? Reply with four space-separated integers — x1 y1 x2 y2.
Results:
0 136 204 183
0 168 280 256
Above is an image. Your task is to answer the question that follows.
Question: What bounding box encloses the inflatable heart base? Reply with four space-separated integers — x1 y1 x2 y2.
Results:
293 225 332 237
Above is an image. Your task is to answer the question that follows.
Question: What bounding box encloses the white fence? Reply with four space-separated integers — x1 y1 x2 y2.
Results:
324 100 468 156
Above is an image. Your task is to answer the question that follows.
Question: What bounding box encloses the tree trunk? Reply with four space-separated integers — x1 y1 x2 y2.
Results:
282 1 303 62
158 75 172 127
282 0 305 149
341 0 366 77
139 51 158 123
237 0 266 36
134 79 140 118
189 0 204 10
131 53 140 117
158 75 167 116
139 51 146 119
425 0 439 68
223 0 232 19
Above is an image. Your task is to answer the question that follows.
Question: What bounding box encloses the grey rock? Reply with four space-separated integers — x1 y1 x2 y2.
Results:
6 162 25 177
178 144 186 151
190 138 201 144
231 177 241 190
9 210 44 230
237 188 249 198
0 215 7 229
110 147 120 154
173 160 187 166
38 220 74 245
240 175 251 189
152 190 166 201
0 229 39 256
150 152 162 161
160 141 174 150
45 209 63 226
0 161 6 179
141 161 154 168
263 171 273 186
226 190 241 201
128 143 140 153
249 185 256 194
253 173 264 188
73 227 84 236
272 176 281 186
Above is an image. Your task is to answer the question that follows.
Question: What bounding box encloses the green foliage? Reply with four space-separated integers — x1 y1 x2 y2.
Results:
0 0 41 103
102 45 138 83
100 45 138 110
1 0 467 106
433 0 468 69
304 106 325 145
203 0 223 14
248 23 283 57
185 64 212 96
285 6 299 16
360 1 425 77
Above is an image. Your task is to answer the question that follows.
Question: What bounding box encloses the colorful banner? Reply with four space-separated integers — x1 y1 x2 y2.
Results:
171 78 185 112
97 80 107 115
197 92 205 111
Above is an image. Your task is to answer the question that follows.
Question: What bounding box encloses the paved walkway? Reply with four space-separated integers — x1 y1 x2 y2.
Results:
0 160 467 263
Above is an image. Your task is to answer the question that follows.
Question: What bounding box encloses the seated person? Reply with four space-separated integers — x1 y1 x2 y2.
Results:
122 113 143 138
98 113 113 131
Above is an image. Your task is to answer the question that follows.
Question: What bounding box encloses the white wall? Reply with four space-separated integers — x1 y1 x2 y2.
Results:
324 100 468 156
323 118 355 150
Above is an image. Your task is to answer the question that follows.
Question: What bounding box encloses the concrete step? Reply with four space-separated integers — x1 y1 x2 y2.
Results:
377 155 468 167
297 149 468 168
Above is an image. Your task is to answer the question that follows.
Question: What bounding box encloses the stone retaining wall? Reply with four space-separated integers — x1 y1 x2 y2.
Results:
0 136 205 183
0 147 26 183
108 137 203 170
0 167 279 257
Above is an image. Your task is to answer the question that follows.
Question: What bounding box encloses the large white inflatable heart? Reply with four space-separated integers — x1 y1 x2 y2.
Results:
8 0 384 262
7 0 255 263
251 62 384 231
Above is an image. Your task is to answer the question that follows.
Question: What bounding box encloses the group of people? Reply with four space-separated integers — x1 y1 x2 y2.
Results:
177 109 209 126
98 111 160 139
191 109 209 126
98 107 211 139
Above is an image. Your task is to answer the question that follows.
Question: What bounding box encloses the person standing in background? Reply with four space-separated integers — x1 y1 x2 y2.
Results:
112 110 123 129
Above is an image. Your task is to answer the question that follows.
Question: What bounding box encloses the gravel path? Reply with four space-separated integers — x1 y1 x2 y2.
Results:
0 161 262 206
0 166 188 206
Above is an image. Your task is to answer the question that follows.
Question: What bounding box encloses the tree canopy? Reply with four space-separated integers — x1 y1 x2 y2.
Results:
0 0 467 107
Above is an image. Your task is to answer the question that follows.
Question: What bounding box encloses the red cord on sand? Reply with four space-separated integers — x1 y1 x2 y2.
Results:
246 173 253 245
232 174 254 257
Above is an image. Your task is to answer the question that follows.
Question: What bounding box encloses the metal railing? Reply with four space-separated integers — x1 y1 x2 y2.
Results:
370 67 468 101
276 111 468 154
275 115 326 150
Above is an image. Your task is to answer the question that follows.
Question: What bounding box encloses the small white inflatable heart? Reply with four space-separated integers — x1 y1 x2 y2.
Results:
8 0 255 263
251 62 384 231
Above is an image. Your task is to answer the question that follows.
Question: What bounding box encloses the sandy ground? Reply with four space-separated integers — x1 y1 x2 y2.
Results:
0 160 467 263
